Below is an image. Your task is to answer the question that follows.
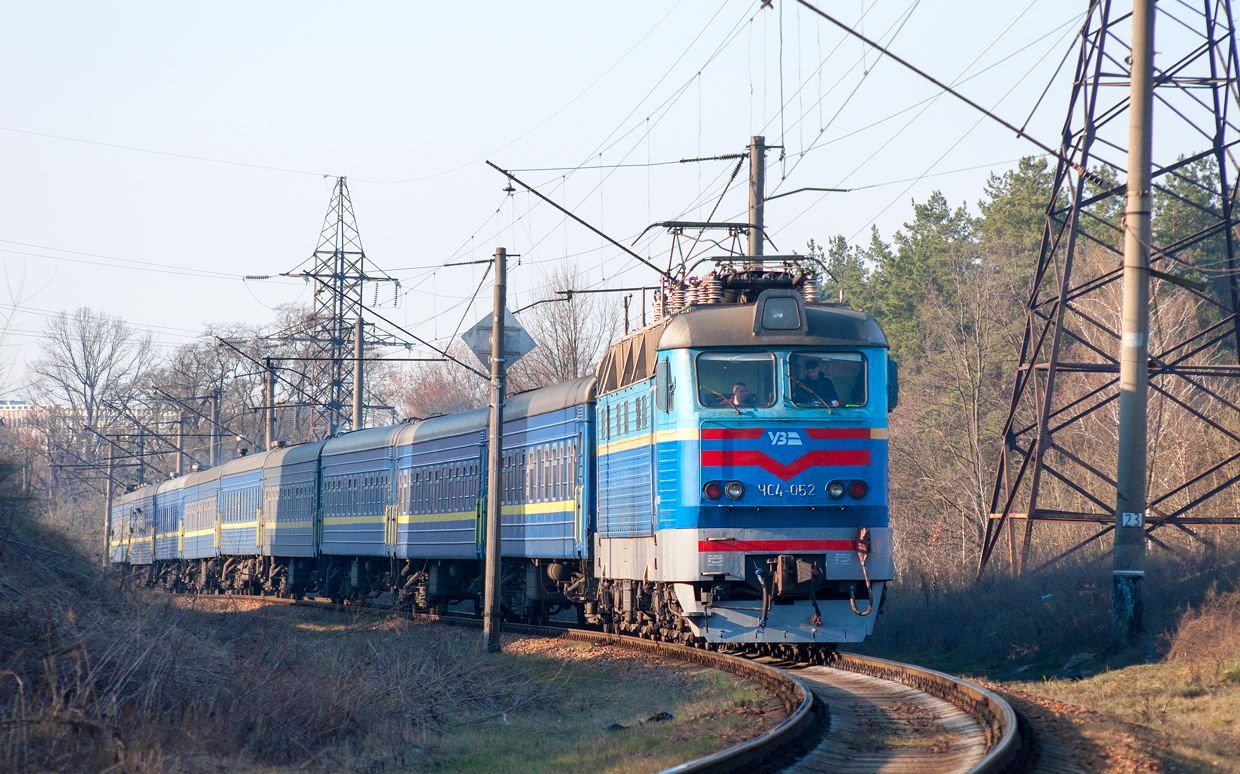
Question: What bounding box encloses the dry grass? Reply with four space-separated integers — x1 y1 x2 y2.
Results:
1005 589 1240 771
0 477 776 771
857 547 1240 679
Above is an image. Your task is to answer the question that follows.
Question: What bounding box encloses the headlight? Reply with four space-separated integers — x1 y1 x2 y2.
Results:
827 480 845 499
849 480 868 499
724 481 745 500
703 481 722 500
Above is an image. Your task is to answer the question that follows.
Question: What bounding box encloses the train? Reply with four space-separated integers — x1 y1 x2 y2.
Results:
109 270 897 648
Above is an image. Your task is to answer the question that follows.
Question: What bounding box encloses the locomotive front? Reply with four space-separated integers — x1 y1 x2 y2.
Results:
604 281 895 647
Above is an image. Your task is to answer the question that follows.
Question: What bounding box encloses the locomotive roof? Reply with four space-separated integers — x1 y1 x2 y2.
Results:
658 303 888 349
323 424 404 457
263 439 327 469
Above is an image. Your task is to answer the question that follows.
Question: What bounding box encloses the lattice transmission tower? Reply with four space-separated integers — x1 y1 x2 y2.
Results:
278 177 401 436
978 0 1240 577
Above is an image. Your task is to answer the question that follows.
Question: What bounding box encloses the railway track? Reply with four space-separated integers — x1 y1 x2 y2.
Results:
182 593 1020 772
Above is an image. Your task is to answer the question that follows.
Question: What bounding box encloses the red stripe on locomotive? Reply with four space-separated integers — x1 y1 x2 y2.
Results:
698 539 861 552
700 449 871 480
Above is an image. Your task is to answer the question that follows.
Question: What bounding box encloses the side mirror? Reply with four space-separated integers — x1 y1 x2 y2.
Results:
655 359 672 412
887 359 900 413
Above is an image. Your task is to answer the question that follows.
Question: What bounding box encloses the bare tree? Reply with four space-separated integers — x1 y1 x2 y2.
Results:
30 308 152 428
25 308 154 502
381 343 487 420
509 264 619 391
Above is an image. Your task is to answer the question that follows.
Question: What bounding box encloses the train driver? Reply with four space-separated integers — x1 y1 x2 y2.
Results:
729 382 758 408
793 358 841 407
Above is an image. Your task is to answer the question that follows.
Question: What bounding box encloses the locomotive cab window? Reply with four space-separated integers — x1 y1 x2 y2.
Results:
788 351 867 408
695 352 776 408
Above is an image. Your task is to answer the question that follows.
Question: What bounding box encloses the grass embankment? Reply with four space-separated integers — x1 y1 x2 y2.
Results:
0 493 775 770
857 555 1240 771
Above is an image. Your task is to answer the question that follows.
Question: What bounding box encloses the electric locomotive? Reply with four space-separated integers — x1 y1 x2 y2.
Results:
589 267 895 646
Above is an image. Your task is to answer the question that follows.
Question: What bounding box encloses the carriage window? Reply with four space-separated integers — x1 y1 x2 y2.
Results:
788 352 868 408
557 442 566 500
695 352 776 408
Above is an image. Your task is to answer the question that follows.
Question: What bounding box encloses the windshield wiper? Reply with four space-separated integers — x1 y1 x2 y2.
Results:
789 375 835 412
699 384 743 415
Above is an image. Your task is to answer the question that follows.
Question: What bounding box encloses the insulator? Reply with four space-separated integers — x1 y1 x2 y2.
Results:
802 277 818 303
685 282 699 307
702 273 722 304
652 291 664 322
670 285 685 312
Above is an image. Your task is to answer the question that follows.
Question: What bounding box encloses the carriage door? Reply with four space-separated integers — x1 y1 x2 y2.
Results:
384 447 399 557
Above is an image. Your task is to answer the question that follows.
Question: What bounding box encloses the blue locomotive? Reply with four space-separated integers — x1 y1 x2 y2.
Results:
109 272 896 648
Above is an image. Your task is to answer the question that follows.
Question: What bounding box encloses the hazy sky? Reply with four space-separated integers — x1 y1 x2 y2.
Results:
0 1 1108 396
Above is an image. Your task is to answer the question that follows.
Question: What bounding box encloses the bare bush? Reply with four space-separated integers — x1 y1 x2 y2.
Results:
1166 587 1240 669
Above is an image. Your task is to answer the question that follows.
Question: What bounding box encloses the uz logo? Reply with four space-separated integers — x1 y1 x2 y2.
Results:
768 431 803 446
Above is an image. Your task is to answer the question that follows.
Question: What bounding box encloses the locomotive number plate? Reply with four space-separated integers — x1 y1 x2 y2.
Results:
757 483 816 497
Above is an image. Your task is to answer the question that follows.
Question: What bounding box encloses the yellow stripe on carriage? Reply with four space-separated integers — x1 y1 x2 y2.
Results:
395 499 575 526
503 499 575 516
398 510 474 525
221 521 257 531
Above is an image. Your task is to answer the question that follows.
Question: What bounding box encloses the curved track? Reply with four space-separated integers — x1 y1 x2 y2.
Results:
175 593 1019 772
773 653 1018 773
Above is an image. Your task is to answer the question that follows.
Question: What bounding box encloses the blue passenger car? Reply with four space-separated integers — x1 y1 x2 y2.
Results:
153 476 187 562
394 413 484 560
319 426 402 558
497 378 595 560
261 441 323 559
110 484 155 566
217 453 267 556
181 467 221 560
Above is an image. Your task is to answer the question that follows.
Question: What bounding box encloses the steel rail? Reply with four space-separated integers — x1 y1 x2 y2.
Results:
821 652 1021 773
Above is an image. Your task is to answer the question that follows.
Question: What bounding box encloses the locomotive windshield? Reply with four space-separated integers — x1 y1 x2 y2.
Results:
789 351 867 408
696 352 776 408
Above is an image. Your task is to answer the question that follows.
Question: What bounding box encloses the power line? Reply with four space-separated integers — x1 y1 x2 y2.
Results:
793 0 1101 183
0 239 301 284
0 125 328 178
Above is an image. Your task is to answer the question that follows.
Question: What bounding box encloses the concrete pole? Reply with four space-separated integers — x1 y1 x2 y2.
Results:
210 390 222 467
1113 0 1154 646
176 413 186 476
103 442 115 567
483 247 508 653
265 358 277 450
746 135 766 269
352 315 364 431
136 428 146 486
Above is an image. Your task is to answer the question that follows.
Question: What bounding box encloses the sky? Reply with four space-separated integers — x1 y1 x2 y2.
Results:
0 1 1136 397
